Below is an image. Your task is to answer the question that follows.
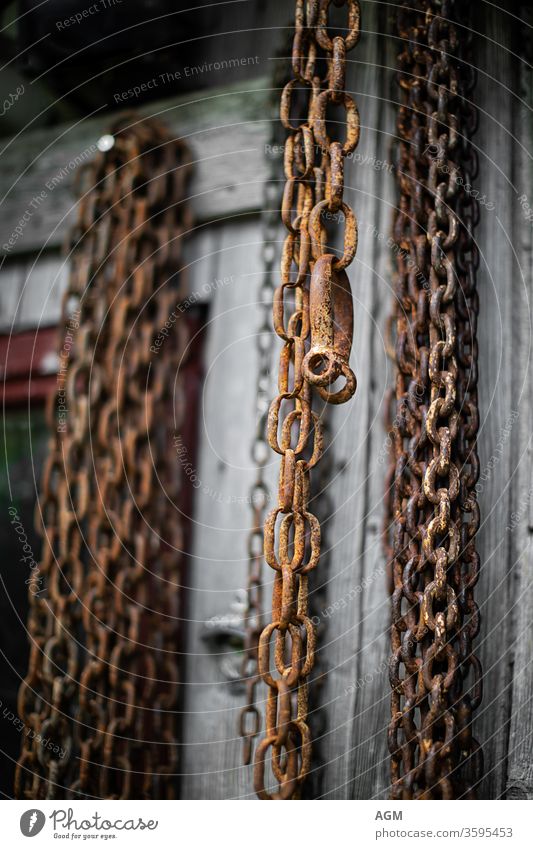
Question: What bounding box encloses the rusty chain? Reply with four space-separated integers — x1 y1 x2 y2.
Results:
239 82 285 766
11 0 484 803
254 0 361 799
385 0 483 799
16 115 192 799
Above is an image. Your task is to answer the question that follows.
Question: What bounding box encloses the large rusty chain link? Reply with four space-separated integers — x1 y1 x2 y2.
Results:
254 0 361 799
385 0 483 799
16 116 192 799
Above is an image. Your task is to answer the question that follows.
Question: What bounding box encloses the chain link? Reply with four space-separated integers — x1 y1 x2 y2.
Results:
16 115 192 799
385 0 483 799
254 0 361 799
239 52 291 765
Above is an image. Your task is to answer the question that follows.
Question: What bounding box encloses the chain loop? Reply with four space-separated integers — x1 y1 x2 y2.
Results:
16 116 191 800
254 0 361 799
384 0 483 800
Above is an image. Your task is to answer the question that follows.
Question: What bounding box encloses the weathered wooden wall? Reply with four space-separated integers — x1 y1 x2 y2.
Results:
178 0 533 801
500 7 533 801
1 0 531 800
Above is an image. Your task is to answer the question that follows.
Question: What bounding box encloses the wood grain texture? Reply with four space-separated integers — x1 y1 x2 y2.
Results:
504 3 533 801
316 0 394 800
471 6 519 801
0 229 254 333
0 80 270 256
0 0 530 801
179 220 279 799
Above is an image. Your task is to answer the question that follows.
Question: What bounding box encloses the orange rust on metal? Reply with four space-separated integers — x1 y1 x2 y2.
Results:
302 254 357 404
253 0 361 799
16 116 192 800
384 0 483 801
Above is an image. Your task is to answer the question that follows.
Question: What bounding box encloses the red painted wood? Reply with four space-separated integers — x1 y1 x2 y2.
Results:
0 327 58 405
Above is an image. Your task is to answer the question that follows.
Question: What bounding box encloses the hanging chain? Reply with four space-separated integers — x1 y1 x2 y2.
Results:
386 0 483 799
239 75 286 766
254 0 361 799
16 116 192 799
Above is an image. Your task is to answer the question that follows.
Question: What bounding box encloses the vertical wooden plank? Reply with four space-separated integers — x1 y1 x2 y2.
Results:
1 0 521 802
471 6 518 801
18 255 68 329
317 0 395 799
318 0 520 801
0 262 25 333
505 4 533 800
180 220 277 799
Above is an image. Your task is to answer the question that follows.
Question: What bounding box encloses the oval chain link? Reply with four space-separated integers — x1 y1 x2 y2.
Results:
385 0 483 799
254 0 361 799
16 116 192 800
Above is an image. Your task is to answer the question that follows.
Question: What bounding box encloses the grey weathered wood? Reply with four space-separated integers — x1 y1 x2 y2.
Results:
504 3 533 801
0 78 271 256
0 262 25 333
0 230 253 333
470 7 521 801
317 0 394 800
0 254 67 333
1 0 530 801
316 1 533 803
180 219 279 799
17 255 68 330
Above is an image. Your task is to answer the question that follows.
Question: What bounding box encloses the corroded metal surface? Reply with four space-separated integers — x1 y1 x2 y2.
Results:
16 116 192 799
384 0 483 799
253 0 361 799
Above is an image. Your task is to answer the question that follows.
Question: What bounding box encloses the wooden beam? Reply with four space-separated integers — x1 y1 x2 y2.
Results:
0 79 271 257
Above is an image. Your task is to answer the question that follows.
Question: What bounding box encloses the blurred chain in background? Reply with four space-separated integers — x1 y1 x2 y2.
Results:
16 115 192 799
